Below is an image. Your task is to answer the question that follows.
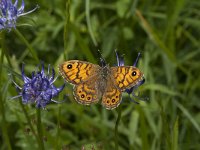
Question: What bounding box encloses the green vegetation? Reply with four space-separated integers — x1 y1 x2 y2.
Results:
0 0 200 149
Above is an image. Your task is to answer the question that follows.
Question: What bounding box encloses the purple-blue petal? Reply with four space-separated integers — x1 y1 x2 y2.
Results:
115 51 125 66
21 64 31 83
14 0 19 7
0 25 4 30
31 71 35 78
22 83 36 104
17 0 25 14
8 5 18 18
1 4 7 16
0 18 6 28
51 84 65 97
42 89 53 100
40 63 45 77
35 90 52 108
41 78 50 90
31 74 43 90
49 68 55 83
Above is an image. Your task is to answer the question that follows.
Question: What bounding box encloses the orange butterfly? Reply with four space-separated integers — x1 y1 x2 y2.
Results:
59 52 144 110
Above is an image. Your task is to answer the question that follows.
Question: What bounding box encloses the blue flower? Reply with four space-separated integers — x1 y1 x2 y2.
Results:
115 51 147 103
0 0 38 30
11 63 65 108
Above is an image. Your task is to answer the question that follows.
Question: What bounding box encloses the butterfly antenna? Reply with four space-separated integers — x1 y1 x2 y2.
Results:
133 52 141 67
97 50 106 67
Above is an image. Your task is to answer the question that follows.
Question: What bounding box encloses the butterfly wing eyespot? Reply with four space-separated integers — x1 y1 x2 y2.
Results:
73 76 102 105
111 66 144 91
66 64 72 69
101 77 122 110
131 71 137 76
58 60 101 85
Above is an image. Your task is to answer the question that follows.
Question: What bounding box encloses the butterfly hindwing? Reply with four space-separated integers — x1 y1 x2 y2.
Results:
73 76 102 105
101 76 122 110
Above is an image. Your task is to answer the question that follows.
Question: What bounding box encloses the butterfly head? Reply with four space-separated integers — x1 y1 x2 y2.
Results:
99 57 107 67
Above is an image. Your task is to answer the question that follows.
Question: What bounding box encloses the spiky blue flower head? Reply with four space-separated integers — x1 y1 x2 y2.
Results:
0 0 38 31
11 63 65 108
115 51 146 103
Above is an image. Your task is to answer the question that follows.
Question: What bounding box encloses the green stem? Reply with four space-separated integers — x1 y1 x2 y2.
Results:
37 109 45 150
14 29 39 63
56 106 61 149
19 101 38 140
115 106 122 150
0 31 12 150
0 95 12 150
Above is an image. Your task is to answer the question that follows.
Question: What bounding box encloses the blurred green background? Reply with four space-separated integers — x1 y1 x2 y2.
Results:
1 0 200 149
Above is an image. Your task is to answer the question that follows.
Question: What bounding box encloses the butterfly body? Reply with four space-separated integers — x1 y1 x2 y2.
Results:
59 60 144 110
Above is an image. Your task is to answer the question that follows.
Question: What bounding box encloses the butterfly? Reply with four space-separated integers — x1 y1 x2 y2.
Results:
58 57 144 110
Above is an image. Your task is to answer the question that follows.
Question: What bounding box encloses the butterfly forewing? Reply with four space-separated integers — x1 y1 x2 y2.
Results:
59 60 101 85
110 66 144 91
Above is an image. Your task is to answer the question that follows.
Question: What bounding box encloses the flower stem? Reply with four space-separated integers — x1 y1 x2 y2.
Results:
115 106 122 150
0 31 12 150
19 101 38 139
36 109 45 150
56 106 61 149
0 95 12 150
